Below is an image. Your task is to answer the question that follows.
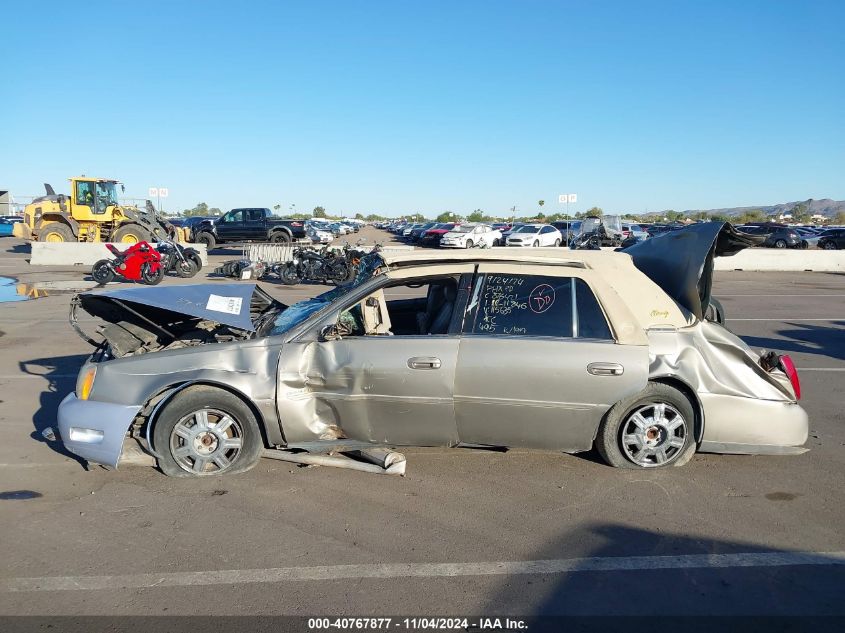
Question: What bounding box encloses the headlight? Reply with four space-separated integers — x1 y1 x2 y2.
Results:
77 367 97 400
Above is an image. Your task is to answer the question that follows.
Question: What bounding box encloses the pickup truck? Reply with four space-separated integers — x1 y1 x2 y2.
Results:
192 208 307 249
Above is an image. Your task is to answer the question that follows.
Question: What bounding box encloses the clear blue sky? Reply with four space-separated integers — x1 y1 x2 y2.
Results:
2 0 843 217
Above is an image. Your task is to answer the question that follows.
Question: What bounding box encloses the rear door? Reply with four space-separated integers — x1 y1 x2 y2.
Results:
454 266 649 450
243 209 267 240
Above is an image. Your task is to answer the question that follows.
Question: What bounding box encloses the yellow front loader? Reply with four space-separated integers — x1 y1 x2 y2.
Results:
13 177 188 243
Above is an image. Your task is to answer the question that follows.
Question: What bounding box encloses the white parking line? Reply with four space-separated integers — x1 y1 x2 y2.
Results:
719 294 845 297
3 551 844 592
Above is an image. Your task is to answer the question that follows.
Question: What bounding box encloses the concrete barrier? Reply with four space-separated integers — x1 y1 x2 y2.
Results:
714 249 845 272
30 242 208 266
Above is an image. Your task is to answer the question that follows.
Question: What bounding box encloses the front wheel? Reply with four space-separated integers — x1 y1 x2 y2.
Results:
465 239 474 249
280 263 301 285
195 232 217 250
533 240 540 247
774 239 787 248
175 258 199 278
823 241 837 250
153 386 264 477
553 238 561 247
141 262 165 285
595 382 696 469
91 259 115 284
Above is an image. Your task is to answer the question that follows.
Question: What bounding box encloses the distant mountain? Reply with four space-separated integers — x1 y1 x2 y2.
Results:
682 198 845 219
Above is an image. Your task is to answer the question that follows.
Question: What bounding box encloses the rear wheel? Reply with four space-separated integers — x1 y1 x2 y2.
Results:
40 222 75 243
270 231 291 244
112 224 151 244
328 260 351 285
91 259 115 284
153 386 263 477
553 238 561 247
596 382 696 469
823 241 837 250
774 239 787 248
140 262 164 285
533 240 540 247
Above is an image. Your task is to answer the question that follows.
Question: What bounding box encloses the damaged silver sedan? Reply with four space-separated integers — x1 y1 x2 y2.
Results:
51 223 808 476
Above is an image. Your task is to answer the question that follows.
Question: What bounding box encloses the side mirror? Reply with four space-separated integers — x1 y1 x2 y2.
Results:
319 323 342 342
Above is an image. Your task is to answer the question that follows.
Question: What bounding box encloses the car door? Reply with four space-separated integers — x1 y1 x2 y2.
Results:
453 265 649 450
216 210 245 240
243 209 266 240
283 267 475 447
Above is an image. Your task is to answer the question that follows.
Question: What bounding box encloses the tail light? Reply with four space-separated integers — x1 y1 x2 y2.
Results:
778 354 801 400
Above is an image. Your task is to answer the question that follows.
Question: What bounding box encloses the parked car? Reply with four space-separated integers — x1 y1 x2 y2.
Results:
402 223 424 239
499 223 525 243
551 221 581 244
53 223 807 476
420 223 457 247
306 223 334 244
193 209 306 249
0 215 25 223
409 222 437 243
0 218 18 237
794 227 822 249
506 224 562 247
621 223 648 241
817 228 845 250
738 224 802 248
439 224 502 249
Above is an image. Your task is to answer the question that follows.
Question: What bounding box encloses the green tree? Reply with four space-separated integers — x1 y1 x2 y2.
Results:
355 213 365 220
584 206 603 217
834 210 845 225
791 202 810 223
313 206 327 218
182 202 222 217
436 211 457 223
467 209 484 222
740 209 766 224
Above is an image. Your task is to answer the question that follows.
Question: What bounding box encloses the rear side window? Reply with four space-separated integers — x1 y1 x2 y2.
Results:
464 274 613 340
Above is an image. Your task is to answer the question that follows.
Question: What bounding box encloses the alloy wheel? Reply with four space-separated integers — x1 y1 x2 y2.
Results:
619 402 688 467
169 408 244 475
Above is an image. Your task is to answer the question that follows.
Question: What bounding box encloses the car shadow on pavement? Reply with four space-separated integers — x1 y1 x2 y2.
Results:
481 523 845 619
19 354 91 468
4 243 29 254
741 321 845 363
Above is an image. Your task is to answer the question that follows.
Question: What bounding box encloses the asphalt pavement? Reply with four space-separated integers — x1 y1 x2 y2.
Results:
0 230 843 618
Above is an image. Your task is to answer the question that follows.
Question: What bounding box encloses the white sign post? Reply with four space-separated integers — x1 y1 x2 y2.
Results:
559 193 578 216
148 187 168 213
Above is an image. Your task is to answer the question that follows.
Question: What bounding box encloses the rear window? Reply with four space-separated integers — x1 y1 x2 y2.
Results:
464 274 613 340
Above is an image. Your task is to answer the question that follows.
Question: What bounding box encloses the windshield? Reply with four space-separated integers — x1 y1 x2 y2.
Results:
515 225 540 233
95 182 119 206
450 225 474 233
269 253 385 335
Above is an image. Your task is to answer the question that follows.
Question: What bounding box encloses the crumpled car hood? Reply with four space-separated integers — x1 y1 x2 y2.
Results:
622 222 762 320
76 283 280 332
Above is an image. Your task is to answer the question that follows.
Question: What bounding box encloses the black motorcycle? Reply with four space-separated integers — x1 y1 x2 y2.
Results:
279 246 350 285
156 238 203 277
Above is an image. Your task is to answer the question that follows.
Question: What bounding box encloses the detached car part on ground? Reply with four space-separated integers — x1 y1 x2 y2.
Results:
51 223 807 477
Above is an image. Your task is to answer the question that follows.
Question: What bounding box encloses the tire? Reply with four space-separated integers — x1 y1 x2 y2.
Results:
533 240 540 247
196 232 217 250
280 262 301 285
822 241 837 250
175 258 198 278
186 251 203 274
39 222 75 243
595 382 697 469
91 259 115 284
554 238 561 247
270 231 291 244
112 224 152 244
328 260 351 285
140 262 165 285
774 239 787 248
465 240 474 249
152 386 263 477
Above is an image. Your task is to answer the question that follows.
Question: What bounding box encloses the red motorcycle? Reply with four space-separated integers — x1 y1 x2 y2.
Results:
91 241 165 285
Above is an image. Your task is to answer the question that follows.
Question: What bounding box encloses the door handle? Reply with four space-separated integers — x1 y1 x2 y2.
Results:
408 356 442 370
587 362 624 376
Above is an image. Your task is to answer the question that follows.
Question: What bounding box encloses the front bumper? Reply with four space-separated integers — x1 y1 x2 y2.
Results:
56 393 143 468
439 241 465 248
